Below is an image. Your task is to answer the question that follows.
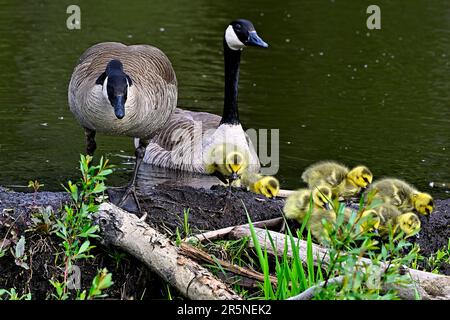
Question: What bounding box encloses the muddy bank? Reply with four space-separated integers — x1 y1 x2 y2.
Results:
1 184 449 255
138 184 285 233
0 184 285 299
412 199 450 275
0 185 449 300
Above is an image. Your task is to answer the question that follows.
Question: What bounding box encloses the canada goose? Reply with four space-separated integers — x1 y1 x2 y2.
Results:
366 178 434 216
372 203 421 238
283 186 332 224
68 42 177 211
138 19 268 181
301 161 373 200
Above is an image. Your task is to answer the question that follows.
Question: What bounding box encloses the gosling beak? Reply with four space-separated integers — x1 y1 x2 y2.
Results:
113 95 125 119
246 31 269 48
324 203 331 210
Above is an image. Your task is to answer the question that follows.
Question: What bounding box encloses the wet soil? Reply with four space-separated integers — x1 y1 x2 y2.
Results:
138 184 285 233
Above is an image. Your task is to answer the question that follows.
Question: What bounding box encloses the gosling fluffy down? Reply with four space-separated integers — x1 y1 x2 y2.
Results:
204 143 249 184
239 171 280 198
373 203 421 238
366 178 434 216
301 161 373 199
283 186 332 223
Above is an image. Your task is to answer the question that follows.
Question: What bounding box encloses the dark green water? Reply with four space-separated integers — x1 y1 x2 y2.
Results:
0 0 448 197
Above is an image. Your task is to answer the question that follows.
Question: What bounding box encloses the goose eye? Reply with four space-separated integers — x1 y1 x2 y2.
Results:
235 24 242 30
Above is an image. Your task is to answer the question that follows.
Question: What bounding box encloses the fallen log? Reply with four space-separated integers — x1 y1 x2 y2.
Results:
229 226 450 300
93 202 241 300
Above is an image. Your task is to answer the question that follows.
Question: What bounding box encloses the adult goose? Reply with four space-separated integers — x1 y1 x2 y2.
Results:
68 42 177 211
139 19 268 183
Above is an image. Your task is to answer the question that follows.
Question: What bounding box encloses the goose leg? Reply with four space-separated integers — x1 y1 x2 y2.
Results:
84 128 97 156
212 171 229 185
114 138 149 213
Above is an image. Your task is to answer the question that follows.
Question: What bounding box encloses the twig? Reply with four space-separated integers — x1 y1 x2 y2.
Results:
180 242 278 286
287 276 345 300
278 189 295 198
185 217 283 243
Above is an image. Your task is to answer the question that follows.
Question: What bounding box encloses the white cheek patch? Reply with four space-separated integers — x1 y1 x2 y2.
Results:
102 76 109 101
225 25 245 50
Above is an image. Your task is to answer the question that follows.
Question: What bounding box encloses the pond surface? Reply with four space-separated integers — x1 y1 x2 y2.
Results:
0 0 448 197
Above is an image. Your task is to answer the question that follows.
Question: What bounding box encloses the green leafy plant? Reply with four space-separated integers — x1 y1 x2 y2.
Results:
28 180 44 205
217 194 424 300
50 268 114 300
426 239 450 274
108 250 128 271
308 200 418 299
52 154 113 298
0 288 31 300
29 206 58 235
175 208 192 246
183 208 191 237
11 236 29 270
79 268 114 300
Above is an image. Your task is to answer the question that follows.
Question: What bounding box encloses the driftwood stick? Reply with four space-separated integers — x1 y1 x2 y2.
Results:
185 217 283 243
278 189 295 198
287 276 345 300
229 226 450 300
180 242 278 285
94 202 241 300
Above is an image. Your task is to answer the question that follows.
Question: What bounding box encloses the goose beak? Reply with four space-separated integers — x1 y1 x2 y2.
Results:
246 31 269 48
113 96 125 119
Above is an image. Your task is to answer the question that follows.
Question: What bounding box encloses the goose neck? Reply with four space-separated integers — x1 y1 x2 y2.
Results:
221 41 242 125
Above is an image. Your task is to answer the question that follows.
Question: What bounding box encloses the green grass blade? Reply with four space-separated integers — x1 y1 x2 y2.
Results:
306 229 315 287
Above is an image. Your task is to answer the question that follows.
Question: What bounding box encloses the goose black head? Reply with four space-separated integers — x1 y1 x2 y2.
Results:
224 19 269 50
96 59 132 119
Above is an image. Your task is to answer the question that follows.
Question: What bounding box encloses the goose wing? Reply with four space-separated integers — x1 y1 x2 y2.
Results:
141 107 261 174
140 108 221 172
